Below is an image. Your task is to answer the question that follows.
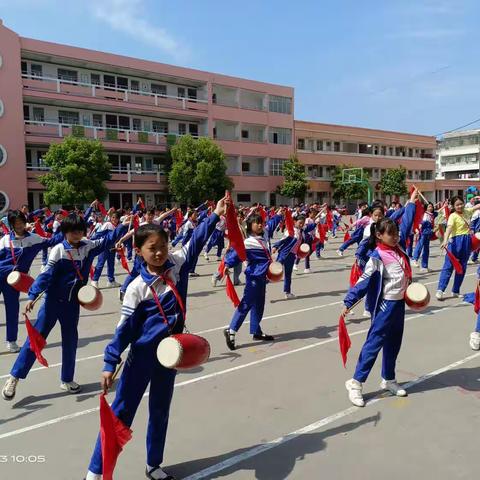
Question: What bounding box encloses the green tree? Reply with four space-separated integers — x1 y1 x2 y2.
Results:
168 135 233 204
378 166 408 199
331 165 369 201
39 136 111 206
278 155 308 203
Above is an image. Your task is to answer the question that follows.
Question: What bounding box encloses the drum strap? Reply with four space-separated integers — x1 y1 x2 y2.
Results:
9 239 17 267
150 287 170 326
66 251 84 281
149 272 186 327
254 237 272 263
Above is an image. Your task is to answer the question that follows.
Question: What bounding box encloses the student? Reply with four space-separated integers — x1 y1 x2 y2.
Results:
343 189 417 407
436 196 480 300
0 210 64 352
1 214 129 401
84 197 227 480
204 214 226 261
412 202 436 272
463 268 480 351
223 213 277 350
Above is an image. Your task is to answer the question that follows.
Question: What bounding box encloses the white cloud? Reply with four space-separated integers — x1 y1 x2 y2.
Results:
89 0 189 62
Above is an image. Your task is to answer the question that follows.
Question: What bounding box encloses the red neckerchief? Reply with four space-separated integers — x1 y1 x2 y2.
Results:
149 270 186 324
376 243 412 281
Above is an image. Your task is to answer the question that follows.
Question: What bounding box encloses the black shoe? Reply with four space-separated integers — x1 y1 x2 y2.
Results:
223 328 236 350
145 466 175 480
189 272 200 277
253 333 274 342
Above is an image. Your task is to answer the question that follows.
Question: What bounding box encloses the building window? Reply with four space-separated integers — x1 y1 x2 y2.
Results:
31 63 43 78
130 80 140 91
270 158 286 176
334 142 341 152
58 110 80 125
0 145 7 167
297 138 305 150
0 191 9 215
120 155 131 172
151 84 167 96
242 162 250 172
241 130 249 139
152 121 168 134
187 88 197 100
237 193 251 203
269 128 291 145
21 61 28 75
93 114 103 127
91 73 101 85
268 95 292 114
57 68 78 82
132 118 142 131
189 124 199 136
177 87 186 98
316 140 323 151
32 107 44 122
178 123 187 135
25 149 32 167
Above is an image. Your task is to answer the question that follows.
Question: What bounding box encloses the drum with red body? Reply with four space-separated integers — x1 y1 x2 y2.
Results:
7 271 35 293
471 232 480 252
267 261 284 282
297 243 311 259
157 333 210 370
77 285 103 311
405 282 430 312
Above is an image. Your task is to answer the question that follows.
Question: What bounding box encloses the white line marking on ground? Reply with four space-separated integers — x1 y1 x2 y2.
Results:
183 351 480 480
0 301 467 440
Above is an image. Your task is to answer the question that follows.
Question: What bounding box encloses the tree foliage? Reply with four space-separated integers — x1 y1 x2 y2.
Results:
331 165 369 201
278 155 308 202
168 135 233 204
378 166 408 197
39 136 111 206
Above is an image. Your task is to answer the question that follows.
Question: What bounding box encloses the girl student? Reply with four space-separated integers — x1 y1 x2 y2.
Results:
223 211 282 351
1 213 129 401
436 196 480 301
274 214 316 299
0 210 64 353
84 197 228 480
412 202 437 272
343 188 418 407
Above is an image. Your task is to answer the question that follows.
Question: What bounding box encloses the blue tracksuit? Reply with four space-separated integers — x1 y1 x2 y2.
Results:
10 225 126 381
438 233 471 294
88 213 220 474
339 224 364 253
205 218 226 258
0 231 63 342
413 212 436 269
344 202 415 383
470 214 480 262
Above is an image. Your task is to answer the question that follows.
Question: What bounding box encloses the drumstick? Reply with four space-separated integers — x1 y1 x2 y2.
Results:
342 298 363 316
412 184 428 204
104 360 124 395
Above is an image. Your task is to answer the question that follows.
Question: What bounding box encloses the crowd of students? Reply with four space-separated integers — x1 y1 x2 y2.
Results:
1 190 480 479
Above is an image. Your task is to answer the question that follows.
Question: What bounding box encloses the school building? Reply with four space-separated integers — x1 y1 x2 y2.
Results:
0 19 460 214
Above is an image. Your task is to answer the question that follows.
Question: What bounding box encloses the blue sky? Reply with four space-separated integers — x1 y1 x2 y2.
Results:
1 0 479 136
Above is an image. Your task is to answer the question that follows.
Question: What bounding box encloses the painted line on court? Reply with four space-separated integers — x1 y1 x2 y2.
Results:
0 273 474 379
183 351 480 480
0 300 468 440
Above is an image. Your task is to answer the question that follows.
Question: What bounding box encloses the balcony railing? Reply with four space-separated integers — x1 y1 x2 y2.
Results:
297 147 435 161
22 74 208 112
25 120 201 145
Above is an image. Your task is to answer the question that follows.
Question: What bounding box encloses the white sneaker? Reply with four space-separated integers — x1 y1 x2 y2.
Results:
5 341 20 353
293 264 298 271
345 379 365 407
419 267 429 273
60 381 82 393
435 290 444 301
90 280 99 288
452 292 463 299
469 332 480 350
2 375 19 401
412 260 419 267
203 252 209 261
285 293 296 299
304 268 311 274
107 281 121 288
381 379 407 397
362 310 371 318
146 465 173 480
336 249 344 257
211 275 218 288
85 471 102 480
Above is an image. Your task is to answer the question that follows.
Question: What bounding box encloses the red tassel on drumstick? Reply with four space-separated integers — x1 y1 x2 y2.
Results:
24 313 48 367
343 231 351 242
225 191 246 261
446 249 463 275
338 299 362 367
225 274 240 307
285 208 295 237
